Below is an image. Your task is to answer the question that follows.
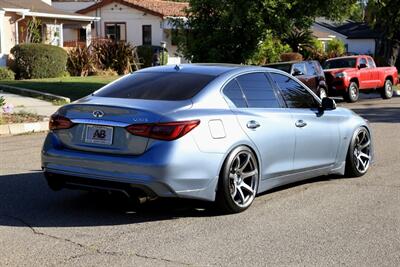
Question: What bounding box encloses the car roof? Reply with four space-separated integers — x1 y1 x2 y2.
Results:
136 63 244 76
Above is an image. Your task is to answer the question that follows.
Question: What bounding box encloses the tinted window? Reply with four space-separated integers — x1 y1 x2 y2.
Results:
223 79 247 108
266 64 291 73
324 58 357 69
94 72 215 100
292 63 307 75
237 73 280 108
306 62 317 76
270 73 320 108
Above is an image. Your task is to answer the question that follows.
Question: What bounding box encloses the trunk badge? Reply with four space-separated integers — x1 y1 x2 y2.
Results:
93 110 104 118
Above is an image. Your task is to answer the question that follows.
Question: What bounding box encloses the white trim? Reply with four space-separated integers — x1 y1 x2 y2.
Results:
26 12 100 22
2 8 30 13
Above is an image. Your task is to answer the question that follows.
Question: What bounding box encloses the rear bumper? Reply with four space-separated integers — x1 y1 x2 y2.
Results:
41 132 224 201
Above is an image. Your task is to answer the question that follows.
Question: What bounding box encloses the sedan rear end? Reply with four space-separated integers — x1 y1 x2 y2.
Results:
42 69 224 201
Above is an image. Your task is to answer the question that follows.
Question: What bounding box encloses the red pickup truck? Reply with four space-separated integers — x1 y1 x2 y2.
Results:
323 55 398 102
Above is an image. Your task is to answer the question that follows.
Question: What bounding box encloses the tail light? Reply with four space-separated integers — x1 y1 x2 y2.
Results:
126 120 200 141
49 114 74 130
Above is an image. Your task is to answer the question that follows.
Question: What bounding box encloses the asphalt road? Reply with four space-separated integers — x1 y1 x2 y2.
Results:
1 94 399 266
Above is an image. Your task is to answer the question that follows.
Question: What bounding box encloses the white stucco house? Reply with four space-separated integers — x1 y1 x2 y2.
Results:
53 0 189 64
311 18 381 55
0 0 99 66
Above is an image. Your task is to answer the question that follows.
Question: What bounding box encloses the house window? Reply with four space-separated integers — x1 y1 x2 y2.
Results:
78 28 86 42
105 22 126 41
142 25 152 45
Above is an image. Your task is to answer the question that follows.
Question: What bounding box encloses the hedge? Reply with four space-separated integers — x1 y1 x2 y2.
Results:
11 43 68 79
0 67 15 80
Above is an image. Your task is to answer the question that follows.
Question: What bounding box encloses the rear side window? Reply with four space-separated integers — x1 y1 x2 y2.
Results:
94 72 216 100
367 58 376 68
223 79 247 108
236 73 280 108
292 63 307 75
270 73 320 109
306 62 317 76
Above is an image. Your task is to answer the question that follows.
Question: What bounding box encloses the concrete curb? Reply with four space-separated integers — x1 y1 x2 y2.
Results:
0 84 70 103
0 121 48 136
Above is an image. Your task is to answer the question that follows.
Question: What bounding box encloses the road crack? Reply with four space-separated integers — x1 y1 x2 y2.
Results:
1 214 193 266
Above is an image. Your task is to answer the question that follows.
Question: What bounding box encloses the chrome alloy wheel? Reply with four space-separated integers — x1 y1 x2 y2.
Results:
350 84 358 100
385 80 393 97
228 151 258 208
353 128 371 174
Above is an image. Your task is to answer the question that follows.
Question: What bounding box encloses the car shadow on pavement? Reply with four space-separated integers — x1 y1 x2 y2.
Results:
0 172 352 227
350 107 400 123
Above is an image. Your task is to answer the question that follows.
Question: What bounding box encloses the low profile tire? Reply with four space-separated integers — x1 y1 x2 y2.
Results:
216 146 259 214
344 82 359 103
319 87 328 99
345 127 372 177
380 79 393 99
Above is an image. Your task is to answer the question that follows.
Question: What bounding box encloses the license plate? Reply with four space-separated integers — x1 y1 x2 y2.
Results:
85 125 113 145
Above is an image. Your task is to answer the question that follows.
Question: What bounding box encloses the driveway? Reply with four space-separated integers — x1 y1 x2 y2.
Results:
0 94 399 266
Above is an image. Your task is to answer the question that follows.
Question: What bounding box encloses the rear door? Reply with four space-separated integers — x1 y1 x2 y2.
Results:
223 72 295 179
269 72 340 171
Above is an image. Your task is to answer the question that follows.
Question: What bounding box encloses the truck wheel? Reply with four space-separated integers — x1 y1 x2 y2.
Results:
380 79 393 99
344 82 359 103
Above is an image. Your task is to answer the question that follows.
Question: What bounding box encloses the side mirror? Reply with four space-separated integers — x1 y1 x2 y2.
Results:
359 63 367 69
321 97 336 110
292 68 304 76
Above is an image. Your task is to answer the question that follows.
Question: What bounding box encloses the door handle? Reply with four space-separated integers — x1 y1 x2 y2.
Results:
295 120 307 128
246 120 260 129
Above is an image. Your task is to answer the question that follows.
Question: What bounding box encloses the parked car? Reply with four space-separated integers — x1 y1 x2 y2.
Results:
323 55 399 102
42 64 373 213
264 60 328 99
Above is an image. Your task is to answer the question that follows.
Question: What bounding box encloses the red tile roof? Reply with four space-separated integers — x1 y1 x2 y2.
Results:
77 0 188 18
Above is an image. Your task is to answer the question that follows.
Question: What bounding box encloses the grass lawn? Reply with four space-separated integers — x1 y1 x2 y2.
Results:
1 76 120 101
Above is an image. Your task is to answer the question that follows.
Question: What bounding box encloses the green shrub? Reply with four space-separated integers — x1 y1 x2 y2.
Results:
302 38 326 61
280 52 303 62
327 39 346 57
247 34 292 65
0 67 15 80
137 45 168 68
11 43 68 79
0 96 5 107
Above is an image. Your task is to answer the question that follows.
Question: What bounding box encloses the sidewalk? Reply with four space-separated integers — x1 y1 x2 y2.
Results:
0 92 60 117
0 92 62 135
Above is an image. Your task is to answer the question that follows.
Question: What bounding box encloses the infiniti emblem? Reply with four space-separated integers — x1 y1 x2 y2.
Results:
92 110 104 118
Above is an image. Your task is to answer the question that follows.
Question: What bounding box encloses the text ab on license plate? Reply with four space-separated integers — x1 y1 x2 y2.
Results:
85 125 113 145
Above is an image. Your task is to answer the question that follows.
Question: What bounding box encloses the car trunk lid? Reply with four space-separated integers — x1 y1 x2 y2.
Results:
53 96 192 155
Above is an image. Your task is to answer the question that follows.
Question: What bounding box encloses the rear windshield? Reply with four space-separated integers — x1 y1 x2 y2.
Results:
323 58 357 69
94 72 216 100
266 64 291 74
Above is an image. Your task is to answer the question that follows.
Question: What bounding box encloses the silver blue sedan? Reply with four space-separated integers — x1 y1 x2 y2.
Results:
42 64 372 213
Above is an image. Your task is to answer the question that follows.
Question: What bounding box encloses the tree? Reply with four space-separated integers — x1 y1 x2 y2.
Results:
176 0 358 63
366 0 400 67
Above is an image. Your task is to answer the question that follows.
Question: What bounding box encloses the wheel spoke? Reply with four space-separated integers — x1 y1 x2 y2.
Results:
241 169 257 179
237 187 245 204
360 140 370 149
357 157 366 171
241 183 254 195
359 152 370 160
229 173 236 181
